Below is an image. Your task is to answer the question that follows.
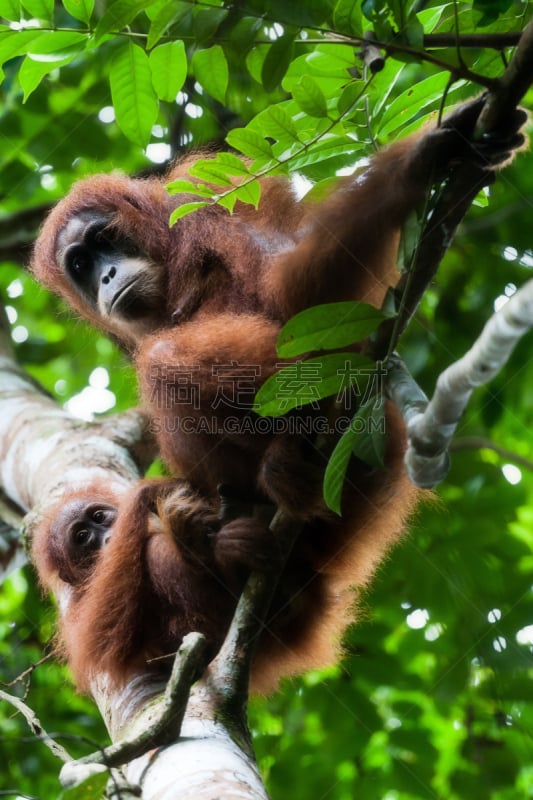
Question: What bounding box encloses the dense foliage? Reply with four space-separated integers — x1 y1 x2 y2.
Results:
0 1 533 798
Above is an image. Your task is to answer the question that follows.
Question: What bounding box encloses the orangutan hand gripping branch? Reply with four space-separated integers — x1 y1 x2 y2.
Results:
31 99 527 693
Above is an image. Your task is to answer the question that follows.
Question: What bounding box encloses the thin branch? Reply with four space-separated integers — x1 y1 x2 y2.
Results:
371 19 533 361
208 509 299 712
365 37 496 88
477 22 533 133
60 632 208 788
0 688 71 763
423 32 522 49
371 163 491 360
451 436 533 473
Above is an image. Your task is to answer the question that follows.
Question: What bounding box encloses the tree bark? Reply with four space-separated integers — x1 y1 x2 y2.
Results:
0 303 269 797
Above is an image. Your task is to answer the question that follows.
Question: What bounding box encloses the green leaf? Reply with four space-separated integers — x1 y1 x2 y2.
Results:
213 152 251 176
149 40 187 102
234 178 261 208
26 30 87 56
19 53 74 101
188 160 233 186
397 208 423 272
323 417 358 515
323 399 386 514
147 2 190 49
167 178 199 194
473 0 514 26
110 42 158 147
94 0 159 43
217 193 238 213
254 352 374 416
404 16 424 48
246 43 268 84
192 6 228 42
229 14 263 50
333 0 362 34
253 105 300 144
0 0 21 19
266 0 327 26
0 31 34 68
169 201 210 224
306 44 358 76
377 73 451 138
277 302 391 357
226 128 274 161
261 33 295 92
351 401 386 467
292 75 328 118
62 0 93 23
288 136 364 171
337 81 364 116
167 178 215 199
192 45 228 104
20 0 52 19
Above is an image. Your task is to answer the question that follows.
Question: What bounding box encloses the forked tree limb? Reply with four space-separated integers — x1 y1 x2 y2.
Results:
59 633 208 787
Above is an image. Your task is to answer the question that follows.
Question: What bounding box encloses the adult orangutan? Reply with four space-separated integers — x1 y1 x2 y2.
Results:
31 98 527 692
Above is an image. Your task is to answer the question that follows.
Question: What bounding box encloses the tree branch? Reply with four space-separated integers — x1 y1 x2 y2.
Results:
0 688 71 763
387 279 533 486
60 633 208 787
371 19 533 361
423 32 522 49
208 509 299 721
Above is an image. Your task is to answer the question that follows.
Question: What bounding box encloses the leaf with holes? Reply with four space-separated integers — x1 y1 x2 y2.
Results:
226 128 275 163
292 75 328 118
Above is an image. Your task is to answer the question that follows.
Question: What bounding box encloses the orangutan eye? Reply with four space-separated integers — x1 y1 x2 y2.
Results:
74 528 92 547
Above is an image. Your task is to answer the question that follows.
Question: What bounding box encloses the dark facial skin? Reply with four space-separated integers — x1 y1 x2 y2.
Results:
50 500 118 585
57 213 162 339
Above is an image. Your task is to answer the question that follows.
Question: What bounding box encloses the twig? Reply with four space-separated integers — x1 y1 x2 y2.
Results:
371 164 490 360
60 632 208 787
477 21 533 133
0 688 71 763
451 436 533 472
208 509 300 725
371 19 533 361
423 33 522 49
